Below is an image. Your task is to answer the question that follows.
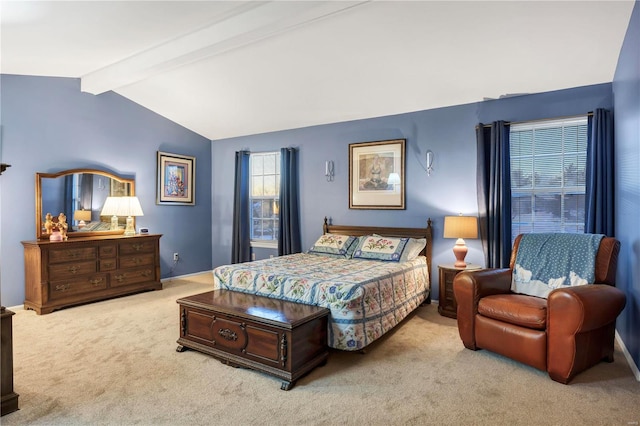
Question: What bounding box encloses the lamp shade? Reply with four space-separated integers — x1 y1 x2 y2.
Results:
100 196 144 217
73 209 91 222
443 216 478 239
100 197 121 217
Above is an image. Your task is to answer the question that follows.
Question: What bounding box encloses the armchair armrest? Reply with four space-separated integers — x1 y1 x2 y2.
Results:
547 284 626 383
548 284 626 334
453 268 512 350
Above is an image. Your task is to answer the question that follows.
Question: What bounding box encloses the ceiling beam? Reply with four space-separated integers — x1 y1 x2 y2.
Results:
81 1 368 95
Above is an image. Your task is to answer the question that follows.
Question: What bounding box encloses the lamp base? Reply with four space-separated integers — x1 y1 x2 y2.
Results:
124 216 136 236
110 215 119 231
452 238 468 268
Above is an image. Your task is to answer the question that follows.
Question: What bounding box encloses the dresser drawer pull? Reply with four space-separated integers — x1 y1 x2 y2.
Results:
132 257 142 264
89 278 103 286
114 274 125 282
218 328 238 341
132 243 145 251
103 262 114 268
67 251 80 259
67 265 80 274
142 270 152 277
55 283 71 292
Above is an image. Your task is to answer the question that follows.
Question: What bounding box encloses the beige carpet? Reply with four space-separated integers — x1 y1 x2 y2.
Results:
3 273 639 426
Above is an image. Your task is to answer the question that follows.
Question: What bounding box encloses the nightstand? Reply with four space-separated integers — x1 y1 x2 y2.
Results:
438 264 482 319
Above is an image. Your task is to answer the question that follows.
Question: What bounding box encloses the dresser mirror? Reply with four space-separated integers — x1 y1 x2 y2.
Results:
36 169 135 239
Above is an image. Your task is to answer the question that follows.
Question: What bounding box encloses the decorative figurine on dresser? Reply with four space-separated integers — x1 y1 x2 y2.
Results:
22 168 163 314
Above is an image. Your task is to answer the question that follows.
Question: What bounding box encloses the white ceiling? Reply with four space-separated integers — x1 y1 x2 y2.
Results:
1 1 635 141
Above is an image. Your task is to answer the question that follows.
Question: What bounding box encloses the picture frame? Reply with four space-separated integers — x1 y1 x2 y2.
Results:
156 151 196 205
349 139 405 209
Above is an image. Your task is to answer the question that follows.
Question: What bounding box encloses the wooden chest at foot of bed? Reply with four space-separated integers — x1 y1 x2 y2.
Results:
176 290 329 390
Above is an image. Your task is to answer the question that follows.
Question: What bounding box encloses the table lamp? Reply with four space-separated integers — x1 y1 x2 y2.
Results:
100 197 121 231
73 209 92 229
101 196 144 235
443 215 478 268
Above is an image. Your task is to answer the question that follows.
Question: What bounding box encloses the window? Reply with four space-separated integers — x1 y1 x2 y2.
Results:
250 152 280 247
510 117 588 240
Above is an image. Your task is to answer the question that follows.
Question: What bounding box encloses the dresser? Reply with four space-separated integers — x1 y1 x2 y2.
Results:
1 307 19 416
22 234 162 314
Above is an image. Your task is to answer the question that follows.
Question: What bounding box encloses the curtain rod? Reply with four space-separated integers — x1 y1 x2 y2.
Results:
476 111 593 129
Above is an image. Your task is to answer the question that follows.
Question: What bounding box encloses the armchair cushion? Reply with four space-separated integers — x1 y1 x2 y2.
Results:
478 294 547 330
511 233 604 298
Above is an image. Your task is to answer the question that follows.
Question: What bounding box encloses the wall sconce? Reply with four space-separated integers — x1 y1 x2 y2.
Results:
426 150 434 176
325 160 334 182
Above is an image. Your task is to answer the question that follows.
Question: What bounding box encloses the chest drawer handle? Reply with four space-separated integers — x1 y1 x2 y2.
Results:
55 283 71 292
89 278 103 286
114 274 125 282
68 265 80 274
132 243 144 251
280 334 288 366
218 328 237 341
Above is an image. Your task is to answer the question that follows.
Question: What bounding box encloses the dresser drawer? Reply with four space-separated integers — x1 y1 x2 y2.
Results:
49 247 96 264
99 259 117 271
99 244 117 258
49 260 96 281
119 241 154 255
49 274 108 299
111 267 155 288
119 253 155 269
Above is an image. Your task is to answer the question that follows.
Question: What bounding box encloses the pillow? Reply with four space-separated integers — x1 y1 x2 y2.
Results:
369 234 426 262
307 234 358 258
401 238 427 262
352 235 409 262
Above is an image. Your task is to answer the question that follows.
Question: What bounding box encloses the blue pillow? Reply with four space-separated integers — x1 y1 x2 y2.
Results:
352 235 409 262
308 234 358 258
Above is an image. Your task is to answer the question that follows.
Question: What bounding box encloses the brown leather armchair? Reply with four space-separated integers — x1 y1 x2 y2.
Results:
453 234 626 384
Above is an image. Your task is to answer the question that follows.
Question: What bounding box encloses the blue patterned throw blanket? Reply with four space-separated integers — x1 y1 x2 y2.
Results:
511 233 604 299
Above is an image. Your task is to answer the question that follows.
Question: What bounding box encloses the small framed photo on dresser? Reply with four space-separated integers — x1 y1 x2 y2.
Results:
156 151 196 205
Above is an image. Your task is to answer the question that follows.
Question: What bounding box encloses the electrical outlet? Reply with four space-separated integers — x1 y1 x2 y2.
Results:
173 253 179 261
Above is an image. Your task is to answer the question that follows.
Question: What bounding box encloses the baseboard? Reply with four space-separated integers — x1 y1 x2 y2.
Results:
161 270 214 283
615 330 640 382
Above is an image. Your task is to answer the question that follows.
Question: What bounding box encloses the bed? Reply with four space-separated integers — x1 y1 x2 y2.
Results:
213 217 433 351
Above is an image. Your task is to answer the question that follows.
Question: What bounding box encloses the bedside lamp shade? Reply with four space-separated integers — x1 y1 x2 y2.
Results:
443 215 478 268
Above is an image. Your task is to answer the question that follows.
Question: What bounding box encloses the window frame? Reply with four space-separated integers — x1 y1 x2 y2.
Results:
510 116 588 240
249 151 280 249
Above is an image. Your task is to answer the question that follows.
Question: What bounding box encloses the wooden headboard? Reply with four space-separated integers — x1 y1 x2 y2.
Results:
322 216 433 285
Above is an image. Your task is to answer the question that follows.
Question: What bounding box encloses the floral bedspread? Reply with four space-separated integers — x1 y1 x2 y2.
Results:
212 253 430 351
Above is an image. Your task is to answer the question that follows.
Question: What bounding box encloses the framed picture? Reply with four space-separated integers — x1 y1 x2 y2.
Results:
110 179 128 197
349 139 405 209
156 151 196 205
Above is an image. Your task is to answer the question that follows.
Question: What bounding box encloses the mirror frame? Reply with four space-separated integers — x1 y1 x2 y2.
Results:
36 168 136 239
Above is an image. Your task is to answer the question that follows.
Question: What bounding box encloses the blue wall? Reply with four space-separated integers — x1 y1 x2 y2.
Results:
0 75 213 307
613 0 640 374
211 83 614 295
